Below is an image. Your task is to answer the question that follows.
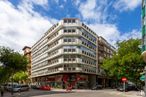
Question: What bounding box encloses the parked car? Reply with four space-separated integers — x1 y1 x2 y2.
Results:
117 84 139 92
5 82 19 91
31 85 40 89
91 85 103 90
20 85 29 91
7 84 29 92
39 85 51 91
7 85 21 92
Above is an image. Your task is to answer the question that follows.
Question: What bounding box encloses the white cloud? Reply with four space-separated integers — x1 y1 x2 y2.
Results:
89 23 141 46
30 0 48 6
120 29 141 41
0 0 58 52
75 0 112 23
73 0 81 6
59 4 64 8
113 0 141 12
89 23 120 45
54 0 59 4
79 0 98 19
63 0 67 2
74 0 141 47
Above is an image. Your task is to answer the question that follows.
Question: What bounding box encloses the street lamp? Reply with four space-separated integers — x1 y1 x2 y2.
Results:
141 51 146 97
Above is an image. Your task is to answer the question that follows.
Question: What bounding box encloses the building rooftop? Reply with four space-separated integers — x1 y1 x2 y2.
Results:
22 46 31 50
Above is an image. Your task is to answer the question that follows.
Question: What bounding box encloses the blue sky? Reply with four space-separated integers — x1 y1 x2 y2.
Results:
0 0 142 51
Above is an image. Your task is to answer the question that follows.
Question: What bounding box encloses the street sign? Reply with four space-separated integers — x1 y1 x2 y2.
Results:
140 75 145 81
121 77 127 92
122 77 127 82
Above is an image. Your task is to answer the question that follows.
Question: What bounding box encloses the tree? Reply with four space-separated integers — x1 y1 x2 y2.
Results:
13 71 28 83
0 46 28 83
101 39 145 84
0 66 10 83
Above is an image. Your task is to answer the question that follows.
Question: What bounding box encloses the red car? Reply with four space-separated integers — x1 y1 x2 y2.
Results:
39 86 51 91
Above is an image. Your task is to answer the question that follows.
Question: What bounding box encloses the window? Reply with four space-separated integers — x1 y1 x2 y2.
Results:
82 50 84 53
68 29 71 32
72 29 75 32
64 20 67 23
64 49 67 52
72 49 76 52
72 58 76 61
72 19 75 23
64 58 67 61
82 59 84 62
64 67 67 70
64 29 67 33
64 39 67 42
68 49 72 52
68 39 71 42
82 41 84 44
68 58 71 61
68 20 71 23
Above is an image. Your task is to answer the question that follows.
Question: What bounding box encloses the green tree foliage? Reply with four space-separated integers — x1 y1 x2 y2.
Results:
0 67 10 83
13 71 28 83
0 46 28 83
101 39 145 83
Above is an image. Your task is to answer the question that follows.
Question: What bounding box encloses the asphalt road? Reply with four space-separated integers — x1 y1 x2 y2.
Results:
3 89 141 97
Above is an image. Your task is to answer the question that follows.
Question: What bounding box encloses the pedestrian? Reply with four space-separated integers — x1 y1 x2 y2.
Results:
0 85 4 97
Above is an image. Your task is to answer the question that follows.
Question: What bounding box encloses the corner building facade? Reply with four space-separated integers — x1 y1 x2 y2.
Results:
142 0 146 51
32 18 99 89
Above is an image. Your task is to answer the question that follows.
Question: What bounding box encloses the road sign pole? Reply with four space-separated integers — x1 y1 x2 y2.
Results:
121 77 127 92
123 81 125 92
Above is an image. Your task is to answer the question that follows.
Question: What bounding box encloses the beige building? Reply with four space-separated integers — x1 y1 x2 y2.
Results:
97 36 115 88
22 46 32 83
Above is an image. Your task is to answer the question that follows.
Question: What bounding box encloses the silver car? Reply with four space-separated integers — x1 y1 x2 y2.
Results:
7 85 21 92
7 84 29 92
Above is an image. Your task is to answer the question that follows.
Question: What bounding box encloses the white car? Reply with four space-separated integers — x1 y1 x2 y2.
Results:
7 85 21 92
5 83 18 91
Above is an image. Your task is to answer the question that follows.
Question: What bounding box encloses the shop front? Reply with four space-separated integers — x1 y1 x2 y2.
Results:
32 73 92 89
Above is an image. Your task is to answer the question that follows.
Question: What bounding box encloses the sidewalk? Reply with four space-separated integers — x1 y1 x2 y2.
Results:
100 89 144 97
51 88 144 97
56 89 145 97
1 91 21 97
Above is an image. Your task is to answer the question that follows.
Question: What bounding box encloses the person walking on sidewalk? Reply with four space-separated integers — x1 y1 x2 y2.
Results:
0 85 4 97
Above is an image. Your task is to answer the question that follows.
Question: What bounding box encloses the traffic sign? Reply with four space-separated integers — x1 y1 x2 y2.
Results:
140 75 145 81
122 77 127 82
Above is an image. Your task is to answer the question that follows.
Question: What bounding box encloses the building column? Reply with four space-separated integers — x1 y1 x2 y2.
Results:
88 75 96 89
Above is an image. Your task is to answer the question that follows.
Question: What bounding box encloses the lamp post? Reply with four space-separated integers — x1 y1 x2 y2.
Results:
141 51 146 97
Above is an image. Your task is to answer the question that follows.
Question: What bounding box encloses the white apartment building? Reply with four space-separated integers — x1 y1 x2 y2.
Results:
31 18 114 89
